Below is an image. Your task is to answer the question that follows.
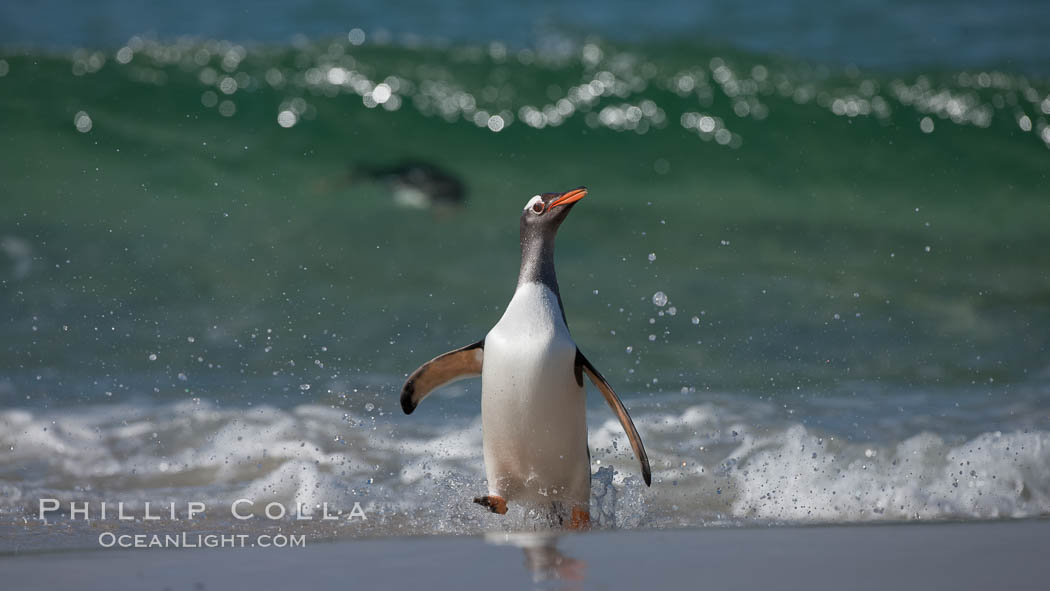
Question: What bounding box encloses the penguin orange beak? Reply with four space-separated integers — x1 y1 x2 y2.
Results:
547 187 587 211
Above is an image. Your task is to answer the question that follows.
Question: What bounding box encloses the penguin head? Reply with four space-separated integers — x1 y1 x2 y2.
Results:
519 187 587 240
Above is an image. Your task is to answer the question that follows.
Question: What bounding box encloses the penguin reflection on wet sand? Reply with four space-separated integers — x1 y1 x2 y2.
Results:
350 160 466 211
486 532 585 583
400 187 651 529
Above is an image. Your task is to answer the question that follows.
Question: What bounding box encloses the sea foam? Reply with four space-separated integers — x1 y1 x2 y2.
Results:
1 398 1048 534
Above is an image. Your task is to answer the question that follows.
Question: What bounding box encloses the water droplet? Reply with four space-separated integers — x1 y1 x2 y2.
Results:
652 291 668 307
299 383 311 391
647 253 656 262
277 109 298 128
74 111 92 133
148 353 157 361
691 316 700 325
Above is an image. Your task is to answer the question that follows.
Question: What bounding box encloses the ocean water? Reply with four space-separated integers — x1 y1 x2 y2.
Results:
2 3 1050 545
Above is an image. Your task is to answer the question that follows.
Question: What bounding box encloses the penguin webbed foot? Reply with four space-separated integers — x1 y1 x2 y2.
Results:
568 506 590 531
473 495 508 515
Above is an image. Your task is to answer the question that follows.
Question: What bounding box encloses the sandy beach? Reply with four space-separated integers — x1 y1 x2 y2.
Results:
4 519 1048 590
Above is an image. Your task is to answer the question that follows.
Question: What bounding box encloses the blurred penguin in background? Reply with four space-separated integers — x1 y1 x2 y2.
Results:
346 160 467 213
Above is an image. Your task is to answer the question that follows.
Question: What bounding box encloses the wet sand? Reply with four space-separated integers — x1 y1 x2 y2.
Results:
4 519 1048 590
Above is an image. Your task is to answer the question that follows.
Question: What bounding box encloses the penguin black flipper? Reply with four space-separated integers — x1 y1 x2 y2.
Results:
576 349 652 487
400 339 485 414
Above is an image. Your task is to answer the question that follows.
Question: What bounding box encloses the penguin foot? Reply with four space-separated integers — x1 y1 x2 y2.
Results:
569 506 590 530
473 495 508 515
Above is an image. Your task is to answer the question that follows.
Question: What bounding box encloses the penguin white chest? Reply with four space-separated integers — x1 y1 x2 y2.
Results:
480 282 589 504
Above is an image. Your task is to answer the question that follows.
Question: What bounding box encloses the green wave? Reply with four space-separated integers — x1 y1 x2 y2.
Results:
1 38 1048 405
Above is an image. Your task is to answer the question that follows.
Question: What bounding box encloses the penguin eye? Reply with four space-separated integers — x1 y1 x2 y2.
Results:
531 201 545 214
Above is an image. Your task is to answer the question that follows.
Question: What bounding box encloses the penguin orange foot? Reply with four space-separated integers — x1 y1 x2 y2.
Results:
569 506 590 530
473 495 508 514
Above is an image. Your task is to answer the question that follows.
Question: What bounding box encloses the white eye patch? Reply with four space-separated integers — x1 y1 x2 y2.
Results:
523 195 544 212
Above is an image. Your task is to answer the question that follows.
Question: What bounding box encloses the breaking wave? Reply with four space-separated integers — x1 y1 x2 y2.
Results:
2 395 1047 537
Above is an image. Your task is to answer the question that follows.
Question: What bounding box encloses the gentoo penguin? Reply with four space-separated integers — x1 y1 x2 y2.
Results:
400 187 651 528
349 160 466 210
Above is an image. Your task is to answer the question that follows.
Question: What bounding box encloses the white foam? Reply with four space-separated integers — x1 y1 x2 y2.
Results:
2 399 1048 532
729 425 1050 521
